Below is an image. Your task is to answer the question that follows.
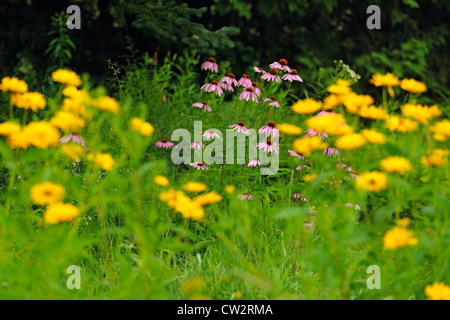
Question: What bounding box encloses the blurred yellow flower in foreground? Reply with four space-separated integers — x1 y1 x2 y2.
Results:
23 121 61 149
425 283 450 300
183 181 207 193
194 191 223 206
358 105 388 120
292 136 328 157
130 117 154 136
326 79 352 95
421 149 449 167
154 175 170 187
356 171 388 192
400 78 427 94
361 129 386 144
0 121 21 137
277 123 303 135
10 92 46 112
0 76 28 93
303 173 317 182
51 69 82 87
87 152 115 171
335 133 366 150
224 185 236 194
44 202 80 225
401 104 441 124
380 156 412 175
51 111 85 132
60 144 85 162
385 115 419 132
383 226 418 250
30 181 66 206
291 98 322 115
430 120 450 142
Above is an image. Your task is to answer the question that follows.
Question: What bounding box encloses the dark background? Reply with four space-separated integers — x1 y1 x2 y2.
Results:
0 0 449 104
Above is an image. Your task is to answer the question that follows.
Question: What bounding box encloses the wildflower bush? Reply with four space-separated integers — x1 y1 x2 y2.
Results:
0 51 449 300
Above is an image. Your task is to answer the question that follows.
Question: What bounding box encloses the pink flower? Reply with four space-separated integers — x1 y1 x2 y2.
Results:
237 74 252 87
269 59 291 73
261 68 282 84
257 139 279 154
292 193 308 201
251 81 262 96
288 150 306 160
229 121 249 135
192 101 212 112
219 81 234 92
239 87 258 103
60 134 89 151
189 162 209 170
263 97 281 108
237 191 254 200
296 164 312 171
203 129 220 140
282 68 303 82
304 129 328 139
323 147 340 157
201 80 223 96
248 156 261 167
259 121 279 138
191 140 205 150
345 203 361 211
155 139 175 148
220 73 238 87
253 66 266 74
200 57 218 73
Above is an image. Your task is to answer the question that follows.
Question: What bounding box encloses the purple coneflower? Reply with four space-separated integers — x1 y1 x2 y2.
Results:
220 73 238 87
259 121 279 138
229 121 249 135
251 81 262 96
257 139 279 154
261 68 282 84
247 156 261 167
219 81 234 92
201 57 218 73
189 162 209 170
292 193 308 201
155 139 174 148
269 58 292 73
296 164 312 171
304 129 328 139
262 97 281 108
345 203 361 211
239 87 258 103
282 68 303 82
288 150 306 160
203 129 220 140
191 140 205 150
201 80 223 97
323 147 340 157
192 101 212 112
253 66 266 74
237 191 254 200
237 74 252 87
60 134 89 151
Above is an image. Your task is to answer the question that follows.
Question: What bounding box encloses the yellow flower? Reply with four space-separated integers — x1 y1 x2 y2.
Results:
430 120 450 142
23 121 60 149
44 202 80 224
50 111 85 132
10 92 46 112
154 175 170 187
421 149 448 167
383 226 418 250
51 69 82 87
306 113 348 136
87 152 115 171
6 130 30 149
194 191 223 206
342 93 374 114
291 98 322 115
159 188 178 206
224 185 236 194
62 97 86 116
401 104 441 124
0 121 21 137
95 96 120 114
425 283 450 300
385 115 419 132
397 218 411 228
183 181 207 193
326 79 352 95
356 171 388 192
358 105 388 120
334 133 366 150
380 156 412 175
369 72 399 96
292 136 328 157
159 189 205 220
323 94 341 110
30 182 66 206
60 144 85 161
130 117 154 136
277 123 303 135
303 173 317 182
400 78 427 94
361 129 386 144
0 76 28 93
